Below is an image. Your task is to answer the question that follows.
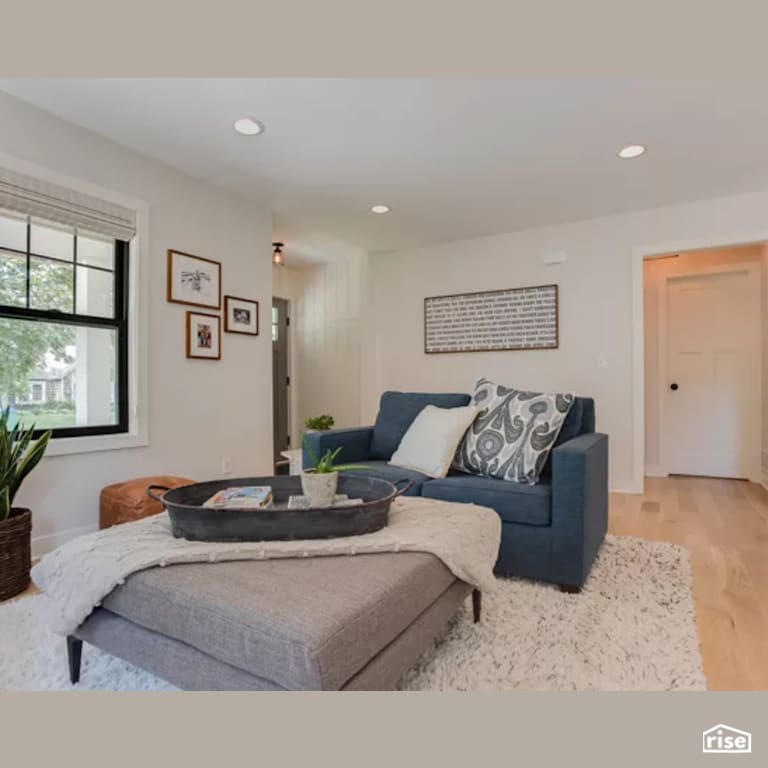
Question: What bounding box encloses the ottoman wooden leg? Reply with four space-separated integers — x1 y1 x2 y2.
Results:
472 589 482 623
67 636 82 684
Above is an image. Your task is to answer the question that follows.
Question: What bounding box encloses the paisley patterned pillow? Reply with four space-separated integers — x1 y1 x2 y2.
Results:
453 378 575 484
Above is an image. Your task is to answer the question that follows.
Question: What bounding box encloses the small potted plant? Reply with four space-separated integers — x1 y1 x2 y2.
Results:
0 408 51 601
301 438 367 507
304 414 335 432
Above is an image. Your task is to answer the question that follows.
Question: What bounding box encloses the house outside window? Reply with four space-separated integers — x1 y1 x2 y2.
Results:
0 168 135 438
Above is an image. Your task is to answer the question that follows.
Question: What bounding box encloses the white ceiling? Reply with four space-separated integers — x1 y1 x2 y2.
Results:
3 78 768 263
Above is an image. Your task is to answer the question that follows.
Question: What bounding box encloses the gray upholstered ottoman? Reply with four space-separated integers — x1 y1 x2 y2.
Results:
69 552 480 690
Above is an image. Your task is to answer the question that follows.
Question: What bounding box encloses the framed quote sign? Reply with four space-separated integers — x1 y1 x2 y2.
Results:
424 284 559 354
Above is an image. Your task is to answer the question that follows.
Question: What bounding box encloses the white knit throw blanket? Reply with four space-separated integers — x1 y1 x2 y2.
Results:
32 496 501 636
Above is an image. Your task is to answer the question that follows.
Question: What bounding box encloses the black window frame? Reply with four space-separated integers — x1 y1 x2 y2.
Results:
0 219 129 440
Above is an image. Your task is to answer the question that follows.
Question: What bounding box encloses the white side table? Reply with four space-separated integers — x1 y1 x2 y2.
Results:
280 449 303 475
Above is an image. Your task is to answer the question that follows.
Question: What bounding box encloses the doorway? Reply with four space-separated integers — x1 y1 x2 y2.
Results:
643 245 764 481
272 297 290 464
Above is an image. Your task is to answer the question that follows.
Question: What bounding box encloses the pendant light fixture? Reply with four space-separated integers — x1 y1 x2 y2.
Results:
272 242 285 266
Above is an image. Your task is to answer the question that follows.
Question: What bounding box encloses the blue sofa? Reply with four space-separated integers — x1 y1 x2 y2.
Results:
303 391 609 590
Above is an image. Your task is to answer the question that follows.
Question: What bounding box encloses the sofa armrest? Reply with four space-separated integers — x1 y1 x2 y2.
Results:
550 432 609 587
551 433 609 532
302 427 374 469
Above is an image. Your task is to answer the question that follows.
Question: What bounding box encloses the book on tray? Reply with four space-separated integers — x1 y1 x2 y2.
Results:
203 486 273 509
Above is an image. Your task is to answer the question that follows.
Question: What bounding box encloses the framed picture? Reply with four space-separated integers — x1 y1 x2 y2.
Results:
224 295 259 336
424 284 559 354
167 249 222 309
186 311 221 360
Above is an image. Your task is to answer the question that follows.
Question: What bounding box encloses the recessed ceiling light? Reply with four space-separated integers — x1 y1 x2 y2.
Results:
618 144 646 159
233 117 265 136
370 205 391 214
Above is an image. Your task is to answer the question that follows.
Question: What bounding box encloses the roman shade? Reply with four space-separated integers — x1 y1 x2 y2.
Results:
0 167 136 241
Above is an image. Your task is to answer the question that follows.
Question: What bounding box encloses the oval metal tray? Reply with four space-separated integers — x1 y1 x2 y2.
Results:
146 474 410 542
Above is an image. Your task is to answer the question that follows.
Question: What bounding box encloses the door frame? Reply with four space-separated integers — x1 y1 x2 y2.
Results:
632 235 768 494
655 262 763 481
271 295 295 456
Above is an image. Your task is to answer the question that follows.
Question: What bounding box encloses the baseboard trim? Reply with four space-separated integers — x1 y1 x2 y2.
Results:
611 484 644 495
32 524 97 559
644 465 668 478
761 468 768 492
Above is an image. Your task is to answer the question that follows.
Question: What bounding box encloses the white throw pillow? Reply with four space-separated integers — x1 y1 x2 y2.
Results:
389 404 478 479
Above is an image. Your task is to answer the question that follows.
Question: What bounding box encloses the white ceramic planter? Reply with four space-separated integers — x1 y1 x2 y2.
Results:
301 470 338 507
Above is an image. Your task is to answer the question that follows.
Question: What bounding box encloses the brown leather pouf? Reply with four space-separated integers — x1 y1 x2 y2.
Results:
99 476 195 529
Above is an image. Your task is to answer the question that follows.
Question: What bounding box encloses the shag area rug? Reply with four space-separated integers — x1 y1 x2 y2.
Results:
0 535 705 691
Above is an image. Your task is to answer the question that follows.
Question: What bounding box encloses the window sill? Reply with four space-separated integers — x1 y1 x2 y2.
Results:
44 430 148 458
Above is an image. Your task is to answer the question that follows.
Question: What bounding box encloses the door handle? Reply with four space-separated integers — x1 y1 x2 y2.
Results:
670 383 679 391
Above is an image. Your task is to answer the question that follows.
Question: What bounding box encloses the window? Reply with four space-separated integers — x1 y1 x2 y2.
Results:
272 305 279 342
0 209 129 438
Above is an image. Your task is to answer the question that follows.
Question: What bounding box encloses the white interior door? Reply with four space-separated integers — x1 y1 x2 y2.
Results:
664 268 761 479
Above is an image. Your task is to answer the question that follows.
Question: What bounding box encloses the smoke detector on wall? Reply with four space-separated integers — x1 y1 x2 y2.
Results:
542 250 567 266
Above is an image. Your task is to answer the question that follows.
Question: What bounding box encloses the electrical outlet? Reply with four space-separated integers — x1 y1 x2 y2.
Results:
597 355 608 369
222 457 232 476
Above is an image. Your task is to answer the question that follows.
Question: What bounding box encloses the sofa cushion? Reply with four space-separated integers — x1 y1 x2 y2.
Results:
538 397 585 481
389 404 478 478
580 397 596 433
454 378 574 484
554 397 584 447
370 391 471 460
102 552 455 691
422 471 552 527
343 461 427 496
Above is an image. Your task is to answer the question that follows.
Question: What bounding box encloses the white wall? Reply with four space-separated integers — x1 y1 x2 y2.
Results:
643 246 765 475
272 253 368 449
292 254 367 435
0 91 273 554
367 190 768 492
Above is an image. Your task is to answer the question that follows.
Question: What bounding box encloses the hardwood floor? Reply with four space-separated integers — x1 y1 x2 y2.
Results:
2 476 766 690
611 475 768 691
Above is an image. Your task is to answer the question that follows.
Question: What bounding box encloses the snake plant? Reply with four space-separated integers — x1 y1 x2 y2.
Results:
0 408 52 521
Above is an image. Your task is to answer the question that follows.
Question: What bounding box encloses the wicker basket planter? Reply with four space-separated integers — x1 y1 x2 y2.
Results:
0 508 32 601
